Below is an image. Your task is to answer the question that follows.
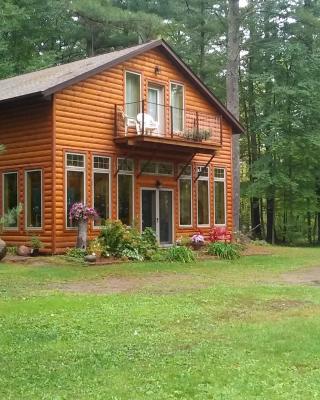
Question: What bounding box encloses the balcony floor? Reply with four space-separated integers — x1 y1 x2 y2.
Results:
114 134 220 155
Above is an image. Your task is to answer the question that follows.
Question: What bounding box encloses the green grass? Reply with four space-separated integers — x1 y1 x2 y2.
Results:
1 247 320 399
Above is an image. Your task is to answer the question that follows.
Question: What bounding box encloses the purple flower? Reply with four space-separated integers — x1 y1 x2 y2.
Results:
191 234 205 244
69 202 98 223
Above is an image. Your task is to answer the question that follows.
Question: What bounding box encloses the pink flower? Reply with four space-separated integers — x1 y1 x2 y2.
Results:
69 202 98 223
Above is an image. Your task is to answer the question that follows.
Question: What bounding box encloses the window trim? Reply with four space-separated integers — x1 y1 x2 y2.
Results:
170 81 185 132
117 157 134 226
178 164 192 228
214 167 227 226
25 169 43 231
92 155 111 229
125 70 142 116
65 152 86 230
197 165 210 227
2 171 19 231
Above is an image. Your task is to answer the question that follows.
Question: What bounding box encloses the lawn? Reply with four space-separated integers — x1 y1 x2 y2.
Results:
1 246 320 399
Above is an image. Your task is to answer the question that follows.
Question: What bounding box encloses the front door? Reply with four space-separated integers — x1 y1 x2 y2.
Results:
141 188 173 245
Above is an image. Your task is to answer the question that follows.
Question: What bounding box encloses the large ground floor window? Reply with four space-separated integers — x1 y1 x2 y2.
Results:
179 165 192 226
66 153 85 227
214 168 226 225
3 172 18 228
25 170 42 229
93 156 110 226
197 166 209 226
117 158 134 226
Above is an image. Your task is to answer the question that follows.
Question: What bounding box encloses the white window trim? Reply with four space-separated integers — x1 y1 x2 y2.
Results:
92 155 111 229
65 152 86 229
170 82 185 132
140 160 174 176
214 167 227 226
117 158 134 226
178 165 192 228
125 70 142 113
197 166 210 227
25 169 43 231
2 171 19 231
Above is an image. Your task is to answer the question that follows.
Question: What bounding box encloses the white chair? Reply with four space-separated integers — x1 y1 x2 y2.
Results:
136 113 159 135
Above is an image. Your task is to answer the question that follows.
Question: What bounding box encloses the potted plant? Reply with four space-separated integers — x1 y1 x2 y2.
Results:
182 128 212 142
29 236 44 256
191 233 205 250
69 203 98 249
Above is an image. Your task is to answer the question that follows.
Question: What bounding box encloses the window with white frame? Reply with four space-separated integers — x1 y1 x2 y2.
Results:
3 172 18 228
93 156 110 227
170 83 184 132
214 168 226 225
117 158 134 226
197 166 209 226
179 165 192 226
25 170 42 229
140 160 173 176
125 71 141 119
66 153 85 227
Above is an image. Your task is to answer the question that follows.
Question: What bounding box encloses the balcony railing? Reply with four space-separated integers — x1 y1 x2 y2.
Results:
114 100 222 146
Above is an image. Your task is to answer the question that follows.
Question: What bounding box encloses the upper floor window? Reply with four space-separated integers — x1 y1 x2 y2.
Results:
2 172 18 229
170 83 184 132
66 153 85 228
25 170 42 229
214 168 226 225
125 71 141 119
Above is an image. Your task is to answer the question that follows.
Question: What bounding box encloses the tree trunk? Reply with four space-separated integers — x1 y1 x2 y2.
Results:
266 197 275 244
226 0 241 233
251 197 262 239
76 221 88 249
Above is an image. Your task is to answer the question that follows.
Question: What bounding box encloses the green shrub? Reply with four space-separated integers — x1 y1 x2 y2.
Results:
6 246 17 255
29 236 44 250
87 238 108 257
99 220 158 261
65 248 86 261
207 242 241 260
164 245 195 263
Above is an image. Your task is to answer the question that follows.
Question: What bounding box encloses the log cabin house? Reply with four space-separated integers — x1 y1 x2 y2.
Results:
0 39 244 254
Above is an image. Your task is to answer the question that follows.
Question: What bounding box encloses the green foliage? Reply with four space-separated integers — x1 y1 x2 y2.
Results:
87 237 107 257
29 236 44 250
163 245 195 263
6 246 17 255
99 220 158 261
0 204 22 232
207 242 241 260
65 247 86 261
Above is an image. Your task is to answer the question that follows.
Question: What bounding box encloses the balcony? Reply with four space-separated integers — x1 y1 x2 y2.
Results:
114 101 222 155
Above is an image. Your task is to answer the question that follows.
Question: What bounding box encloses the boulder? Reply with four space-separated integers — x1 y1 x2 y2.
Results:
17 245 31 257
84 254 96 263
0 239 7 261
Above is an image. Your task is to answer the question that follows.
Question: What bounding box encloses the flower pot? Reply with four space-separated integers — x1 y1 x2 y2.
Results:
191 242 203 251
30 248 40 257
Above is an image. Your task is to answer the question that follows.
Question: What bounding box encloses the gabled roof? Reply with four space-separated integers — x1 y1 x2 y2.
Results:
0 39 244 133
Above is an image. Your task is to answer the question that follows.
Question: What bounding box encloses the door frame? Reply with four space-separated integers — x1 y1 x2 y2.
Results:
147 83 165 135
140 187 174 246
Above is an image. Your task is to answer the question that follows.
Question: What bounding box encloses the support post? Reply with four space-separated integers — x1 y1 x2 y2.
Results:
170 106 174 138
141 99 145 135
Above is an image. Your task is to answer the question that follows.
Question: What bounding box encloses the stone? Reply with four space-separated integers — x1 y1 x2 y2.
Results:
17 245 31 257
84 254 96 263
0 239 7 261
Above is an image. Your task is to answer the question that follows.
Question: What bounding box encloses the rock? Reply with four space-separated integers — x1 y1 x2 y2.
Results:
17 245 31 257
0 239 7 260
84 254 96 263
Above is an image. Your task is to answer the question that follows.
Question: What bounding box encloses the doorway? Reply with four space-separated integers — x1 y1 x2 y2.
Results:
147 84 165 134
141 188 173 245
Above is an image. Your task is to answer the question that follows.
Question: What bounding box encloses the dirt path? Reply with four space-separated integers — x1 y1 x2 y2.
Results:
280 266 320 286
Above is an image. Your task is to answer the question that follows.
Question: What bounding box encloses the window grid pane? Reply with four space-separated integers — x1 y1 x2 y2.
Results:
94 156 109 171
214 168 225 179
67 153 84 168
198 180 209 225
118 158 134 172
178 164 192 177
197 166 209 178
94 172 110 226
179 178 192 226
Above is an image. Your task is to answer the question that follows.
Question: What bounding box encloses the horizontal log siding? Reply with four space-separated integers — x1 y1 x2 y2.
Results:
54 48 233 252
0 98 53 252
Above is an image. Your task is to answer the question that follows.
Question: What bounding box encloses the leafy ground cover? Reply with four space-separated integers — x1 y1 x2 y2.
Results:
1 246 320 399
